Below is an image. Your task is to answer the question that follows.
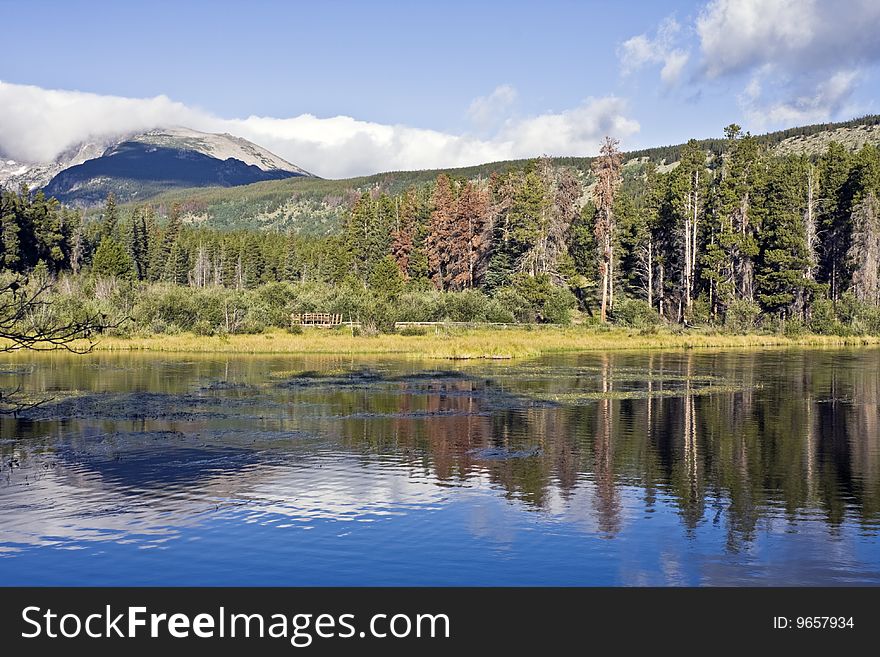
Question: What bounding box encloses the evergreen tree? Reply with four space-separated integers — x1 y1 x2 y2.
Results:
818 142 854 301
92 236 134 278
713 126 763 307
127 206 150 280
242 234 265 288
156 203 182 282
101 193 119 240
370 254 405 298
755 158 816 318
666 139 708 320
164 239 190 285
0 189 22 272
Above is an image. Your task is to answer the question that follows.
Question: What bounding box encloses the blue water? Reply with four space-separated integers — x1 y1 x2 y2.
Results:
1 350 879 585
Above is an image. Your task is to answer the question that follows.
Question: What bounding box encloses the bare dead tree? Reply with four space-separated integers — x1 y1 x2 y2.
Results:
1 276 114 414
592 137 622 322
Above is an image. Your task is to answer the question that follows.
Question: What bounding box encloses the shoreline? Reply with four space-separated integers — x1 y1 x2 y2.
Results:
52 327 880 359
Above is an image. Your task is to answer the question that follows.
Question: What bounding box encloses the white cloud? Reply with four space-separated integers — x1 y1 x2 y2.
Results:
661 50 690 85
618 17 690 85
695 0 880 125
696 0 814 78
625 0 880 128
467 84 518 129
742 69 862 127
696 0 880 78
497 96 640 157
0 81 639 178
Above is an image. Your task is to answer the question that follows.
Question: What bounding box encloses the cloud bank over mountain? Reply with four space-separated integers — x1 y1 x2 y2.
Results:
0 81 639 179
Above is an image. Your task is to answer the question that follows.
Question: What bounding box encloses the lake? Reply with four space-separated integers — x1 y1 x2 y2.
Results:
1 348 879 585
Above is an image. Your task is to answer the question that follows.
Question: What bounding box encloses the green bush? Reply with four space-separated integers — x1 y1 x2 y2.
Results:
398 325 428 336
783 318 806 337
808 298 838 335
192 319 215 336
132 285 199 330
443 289 493 322
611 297 662 328
496 274 577 324
396 290 445 322
724 299 761 333
688 298 711 325
493 286 535 323
838 292 880 335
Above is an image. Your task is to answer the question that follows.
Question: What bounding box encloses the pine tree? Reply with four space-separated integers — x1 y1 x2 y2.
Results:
283 231 301 281
508 168 548 274
449 180 490 289
92 236 134 278
845 145 880 304
127 206 150 280
156 203 182 282
101 193 119 241
370 254 405 298
714 126 763 307
667 139 708 321
26 191 65 272
848 193 880 305
818 142 854 301
69 211 86 275
242 234 265 288
756 158 815 318
484 171 517 290
164 239 190 285
0 189 22 272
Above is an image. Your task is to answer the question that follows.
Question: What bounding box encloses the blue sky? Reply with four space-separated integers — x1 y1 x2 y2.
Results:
1 0 879 177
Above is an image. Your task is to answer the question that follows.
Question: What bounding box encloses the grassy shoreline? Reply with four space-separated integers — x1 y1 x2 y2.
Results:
62 327 880 359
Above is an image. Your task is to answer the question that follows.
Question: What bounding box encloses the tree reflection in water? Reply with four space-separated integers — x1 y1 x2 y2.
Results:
2 349 879 556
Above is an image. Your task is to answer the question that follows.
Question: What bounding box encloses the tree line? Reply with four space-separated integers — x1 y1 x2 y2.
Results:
2 124 880 333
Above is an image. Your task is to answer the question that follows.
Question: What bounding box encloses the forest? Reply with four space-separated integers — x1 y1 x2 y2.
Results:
2 124 880 339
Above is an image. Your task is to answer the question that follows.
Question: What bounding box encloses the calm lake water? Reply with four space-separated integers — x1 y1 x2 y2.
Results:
1 348 879 586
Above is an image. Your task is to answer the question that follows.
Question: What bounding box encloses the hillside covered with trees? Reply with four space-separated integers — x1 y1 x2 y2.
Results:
2 123 880 338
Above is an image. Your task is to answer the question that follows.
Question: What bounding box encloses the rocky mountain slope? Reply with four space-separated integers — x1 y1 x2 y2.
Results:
1 127 312 205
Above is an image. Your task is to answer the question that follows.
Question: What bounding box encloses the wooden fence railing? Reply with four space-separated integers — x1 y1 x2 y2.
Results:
291 313 343 326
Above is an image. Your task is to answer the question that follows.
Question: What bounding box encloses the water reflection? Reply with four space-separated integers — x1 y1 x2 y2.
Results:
1 349 879 584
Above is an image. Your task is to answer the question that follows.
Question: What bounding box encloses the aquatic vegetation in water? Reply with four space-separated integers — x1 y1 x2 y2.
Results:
468 446 544 460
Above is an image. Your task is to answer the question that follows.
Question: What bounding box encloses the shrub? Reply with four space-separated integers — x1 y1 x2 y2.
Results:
688 298 711 325
192 319 215 336
396 290 445 322
493 286 535 323
497 274 577 324
838 292 880 335
783 318 806 337
808 298 838 335
724 299 761 333
611 297 662 328
252 281 297 327
443 289 493 322
398 325 427 336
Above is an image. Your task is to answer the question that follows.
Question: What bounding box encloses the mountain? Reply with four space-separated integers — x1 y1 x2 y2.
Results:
113 114 880 235
0 138 115 191
1 127 313 206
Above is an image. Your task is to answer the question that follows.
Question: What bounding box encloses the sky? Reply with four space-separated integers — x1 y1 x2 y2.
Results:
1 0 879 178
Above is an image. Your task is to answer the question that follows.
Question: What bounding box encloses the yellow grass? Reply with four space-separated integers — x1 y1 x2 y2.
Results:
59 327 880 359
